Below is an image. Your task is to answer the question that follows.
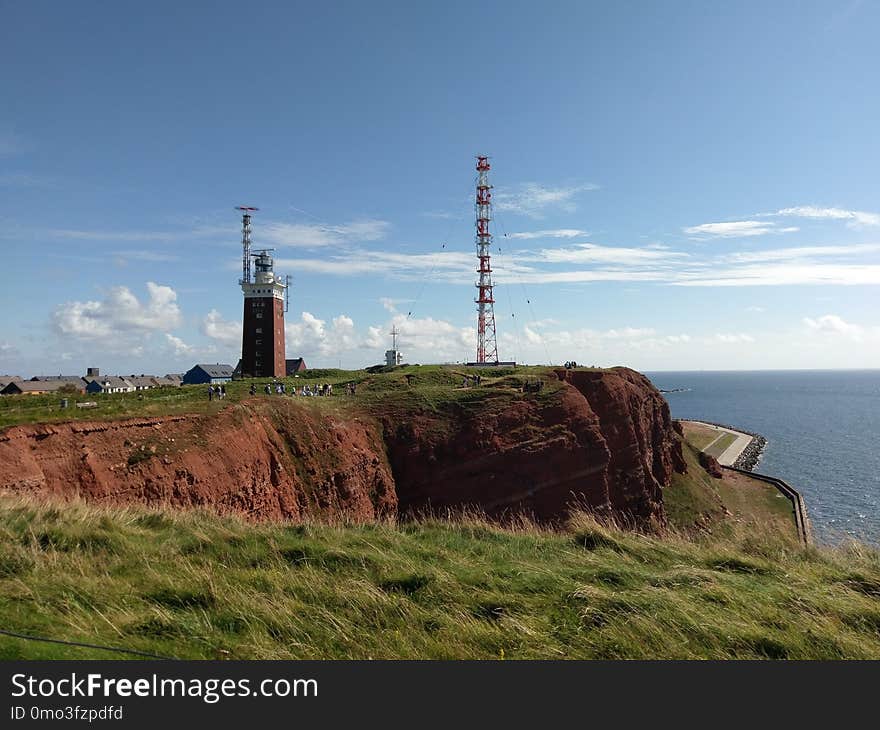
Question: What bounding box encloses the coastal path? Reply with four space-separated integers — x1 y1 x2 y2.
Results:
685 421 754 466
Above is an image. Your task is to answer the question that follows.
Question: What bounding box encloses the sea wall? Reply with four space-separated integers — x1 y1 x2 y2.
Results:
722 465 812 546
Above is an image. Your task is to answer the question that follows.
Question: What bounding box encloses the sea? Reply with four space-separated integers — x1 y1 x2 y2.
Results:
645 370 880 545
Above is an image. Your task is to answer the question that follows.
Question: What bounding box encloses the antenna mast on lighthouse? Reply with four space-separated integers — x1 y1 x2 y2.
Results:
475 156 498 363
236 206 259 284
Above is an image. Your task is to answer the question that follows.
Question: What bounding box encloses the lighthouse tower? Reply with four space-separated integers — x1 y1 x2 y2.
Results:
237 208 286 378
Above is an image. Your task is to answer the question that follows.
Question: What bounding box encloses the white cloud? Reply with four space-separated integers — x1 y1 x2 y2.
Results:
283 310 476 364
683 221 797 238
285 312 362 357
507 229 589 240
364 326 385 349
379 297 398 313
803 314 864 339
527 243 688 266
513 323 688 353
274 241 880 287
604 327 657 339
201 309 241 348
51 282 182 340
777 206 880 227
495 183 598 218
261 219 390 248
389 314 473 359
164 333 196 357
722 243 880 264
713 333 755 344
276 249 474 279
672 263 880 287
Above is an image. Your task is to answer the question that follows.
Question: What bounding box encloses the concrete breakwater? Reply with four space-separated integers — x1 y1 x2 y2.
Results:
732 434 767 471
693 420 767 471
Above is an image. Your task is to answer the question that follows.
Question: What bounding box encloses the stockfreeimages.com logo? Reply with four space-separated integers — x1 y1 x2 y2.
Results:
11 673 317 705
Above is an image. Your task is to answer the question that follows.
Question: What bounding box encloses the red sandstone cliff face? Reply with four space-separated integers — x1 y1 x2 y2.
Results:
382 367 686 525
0 368 685 526
0 406 396 522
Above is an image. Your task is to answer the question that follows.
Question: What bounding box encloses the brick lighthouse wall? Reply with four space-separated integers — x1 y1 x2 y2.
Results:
271 297 286 377
241 297 286 378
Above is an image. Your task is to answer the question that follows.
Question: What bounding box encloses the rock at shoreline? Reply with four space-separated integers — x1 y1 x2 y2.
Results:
699 451 723 479
733 435 767 471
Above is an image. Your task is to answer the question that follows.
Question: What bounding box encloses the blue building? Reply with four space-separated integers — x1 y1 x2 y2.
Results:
182 363 235 385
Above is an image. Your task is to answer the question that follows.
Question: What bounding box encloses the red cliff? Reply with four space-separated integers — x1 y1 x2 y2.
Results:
383 367 685 525
0 407 396 522
0 368 685 527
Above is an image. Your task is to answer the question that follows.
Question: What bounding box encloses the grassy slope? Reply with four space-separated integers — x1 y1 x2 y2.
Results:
1 497 879 660
3 365 850 660
681 422 721 451
0 365 554 430
665 425 796 539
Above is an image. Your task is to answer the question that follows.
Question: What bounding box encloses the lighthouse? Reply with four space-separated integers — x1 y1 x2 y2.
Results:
237 207 287 378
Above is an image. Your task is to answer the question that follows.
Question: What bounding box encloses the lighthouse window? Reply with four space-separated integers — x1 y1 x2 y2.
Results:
255 312 263 319
255 339 262 345
255 328 262 334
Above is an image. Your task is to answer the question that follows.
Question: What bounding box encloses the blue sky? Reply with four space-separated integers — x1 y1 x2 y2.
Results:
2 0 879 375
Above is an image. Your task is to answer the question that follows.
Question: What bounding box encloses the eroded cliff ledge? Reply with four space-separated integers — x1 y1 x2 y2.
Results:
0 367 685 526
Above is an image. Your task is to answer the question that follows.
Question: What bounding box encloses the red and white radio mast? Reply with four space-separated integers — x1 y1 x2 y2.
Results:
475 155 499 363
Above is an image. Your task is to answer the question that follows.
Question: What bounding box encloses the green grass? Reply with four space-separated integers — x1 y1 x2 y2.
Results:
680 422 722 451
664 434 797 540
1 496 878 660
0 365 562 430
704 432 737 459
664 439 730 530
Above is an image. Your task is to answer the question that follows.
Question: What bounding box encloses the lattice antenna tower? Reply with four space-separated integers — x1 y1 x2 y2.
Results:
475 156 498 363
236 206 259 284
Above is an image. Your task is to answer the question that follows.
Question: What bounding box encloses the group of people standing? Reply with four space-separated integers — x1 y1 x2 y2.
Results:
211 380 364 400
245 381 335 397
461 374 482 388
295 383 333 397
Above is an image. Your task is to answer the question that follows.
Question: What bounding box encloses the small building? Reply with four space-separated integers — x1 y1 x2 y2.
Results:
285 358 307 375
127 375 160 391
29 375 85 383
2 379 84 396
152 376 181 388
84 376 135 394
182 363 234 385
163 374 184 385
385 349 402 367
0 375 23 391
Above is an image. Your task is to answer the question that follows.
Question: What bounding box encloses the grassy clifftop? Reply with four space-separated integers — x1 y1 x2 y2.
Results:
0 365 554 430
1 497 878 660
